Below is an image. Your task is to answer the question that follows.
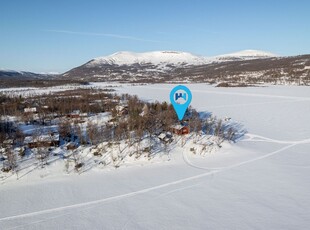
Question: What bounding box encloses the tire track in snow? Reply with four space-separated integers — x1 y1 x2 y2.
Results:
121 182 203 230
243 133 310 145
2 133 309 225
183 132 310 171
0 170 219 222
1 139 304 223
183 143 298 171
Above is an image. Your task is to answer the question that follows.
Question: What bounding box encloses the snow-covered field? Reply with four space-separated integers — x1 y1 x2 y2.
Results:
1 84 310 229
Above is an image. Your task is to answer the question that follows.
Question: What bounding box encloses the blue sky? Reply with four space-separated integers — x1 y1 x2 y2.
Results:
1 0 309 73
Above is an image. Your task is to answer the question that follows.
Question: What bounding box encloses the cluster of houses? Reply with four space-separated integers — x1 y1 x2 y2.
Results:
20 103 191 150
23 106 90 124
22 107 87 149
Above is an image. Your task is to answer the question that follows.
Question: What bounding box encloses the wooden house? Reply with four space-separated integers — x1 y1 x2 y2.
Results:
24 133 60 148
67 111 80 119
171 124 190 135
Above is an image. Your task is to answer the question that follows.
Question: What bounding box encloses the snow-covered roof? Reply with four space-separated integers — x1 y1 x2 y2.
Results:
71 110 80 114
170 124 186 130
116 105 127 111
24 134 59 144
158 133 166 139
3 139 13 144
24 107 37 113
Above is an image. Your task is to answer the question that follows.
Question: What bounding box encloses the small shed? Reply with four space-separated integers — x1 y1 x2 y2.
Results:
171 125 190 135
116 105 128 116
24 107 37 113
2 139 14 147
67 110 80 119
158 132 173 143
66 142 78 150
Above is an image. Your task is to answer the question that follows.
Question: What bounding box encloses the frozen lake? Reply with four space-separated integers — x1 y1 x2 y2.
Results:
1 84 310 229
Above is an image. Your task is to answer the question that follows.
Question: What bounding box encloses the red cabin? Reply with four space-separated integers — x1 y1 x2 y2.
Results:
171 125 190 135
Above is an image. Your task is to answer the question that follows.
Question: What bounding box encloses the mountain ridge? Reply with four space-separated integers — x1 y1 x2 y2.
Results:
62 51 310 85
86 49 276 67
0 70 55 79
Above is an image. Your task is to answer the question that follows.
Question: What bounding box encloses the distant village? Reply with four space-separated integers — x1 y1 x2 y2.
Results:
0 88 242 176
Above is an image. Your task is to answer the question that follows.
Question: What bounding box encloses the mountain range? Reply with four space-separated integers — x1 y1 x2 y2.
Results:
62 50 310 85
1 50 309 85
0 70 57 80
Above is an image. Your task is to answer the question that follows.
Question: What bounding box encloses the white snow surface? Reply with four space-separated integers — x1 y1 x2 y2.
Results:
1 84 310 229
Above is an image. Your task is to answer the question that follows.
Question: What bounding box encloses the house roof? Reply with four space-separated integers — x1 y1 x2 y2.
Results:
24 134 59 144
70 110 80 115
170 124 186 130
24 107 37 113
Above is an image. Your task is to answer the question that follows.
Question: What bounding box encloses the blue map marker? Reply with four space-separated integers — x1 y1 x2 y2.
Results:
170 85 192 120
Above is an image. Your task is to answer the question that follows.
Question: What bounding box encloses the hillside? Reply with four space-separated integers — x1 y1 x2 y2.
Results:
0 70 53 80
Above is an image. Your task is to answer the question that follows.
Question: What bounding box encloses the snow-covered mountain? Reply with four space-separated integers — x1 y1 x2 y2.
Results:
215 49 277 61
62 50 309 85
86 50 275 67
87 51 210 67
0 69 54 79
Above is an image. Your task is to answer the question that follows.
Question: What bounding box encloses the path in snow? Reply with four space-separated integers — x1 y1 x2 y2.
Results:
1 132 309 225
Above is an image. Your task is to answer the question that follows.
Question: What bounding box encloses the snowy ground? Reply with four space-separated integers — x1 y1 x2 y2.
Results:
1 84 310 229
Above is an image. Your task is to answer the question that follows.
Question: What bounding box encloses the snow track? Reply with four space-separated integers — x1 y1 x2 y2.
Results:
243 133 310 144
2 134 309 224
183 133 310 171
0 171 219 222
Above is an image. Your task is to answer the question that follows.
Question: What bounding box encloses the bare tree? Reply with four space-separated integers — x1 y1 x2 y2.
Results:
58 119 71 142
2 147 17 173
214 119 224 146
15 127 25 147
74 123 85 145
31 127 49 167
135 124 144 158
36 144 49 168
72 149 83 172
87 121 97 146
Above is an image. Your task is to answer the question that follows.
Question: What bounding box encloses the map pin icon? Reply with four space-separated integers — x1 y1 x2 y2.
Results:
170 85 192 120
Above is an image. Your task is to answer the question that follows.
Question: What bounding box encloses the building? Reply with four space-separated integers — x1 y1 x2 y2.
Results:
24 107 37 113
116 105 128 116
170 124 190 135
24 133 60 148
158 132 173 143
66 142 78 150
67 110 81 119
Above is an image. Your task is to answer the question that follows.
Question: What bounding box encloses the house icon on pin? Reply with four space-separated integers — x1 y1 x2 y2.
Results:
175 92 187 101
